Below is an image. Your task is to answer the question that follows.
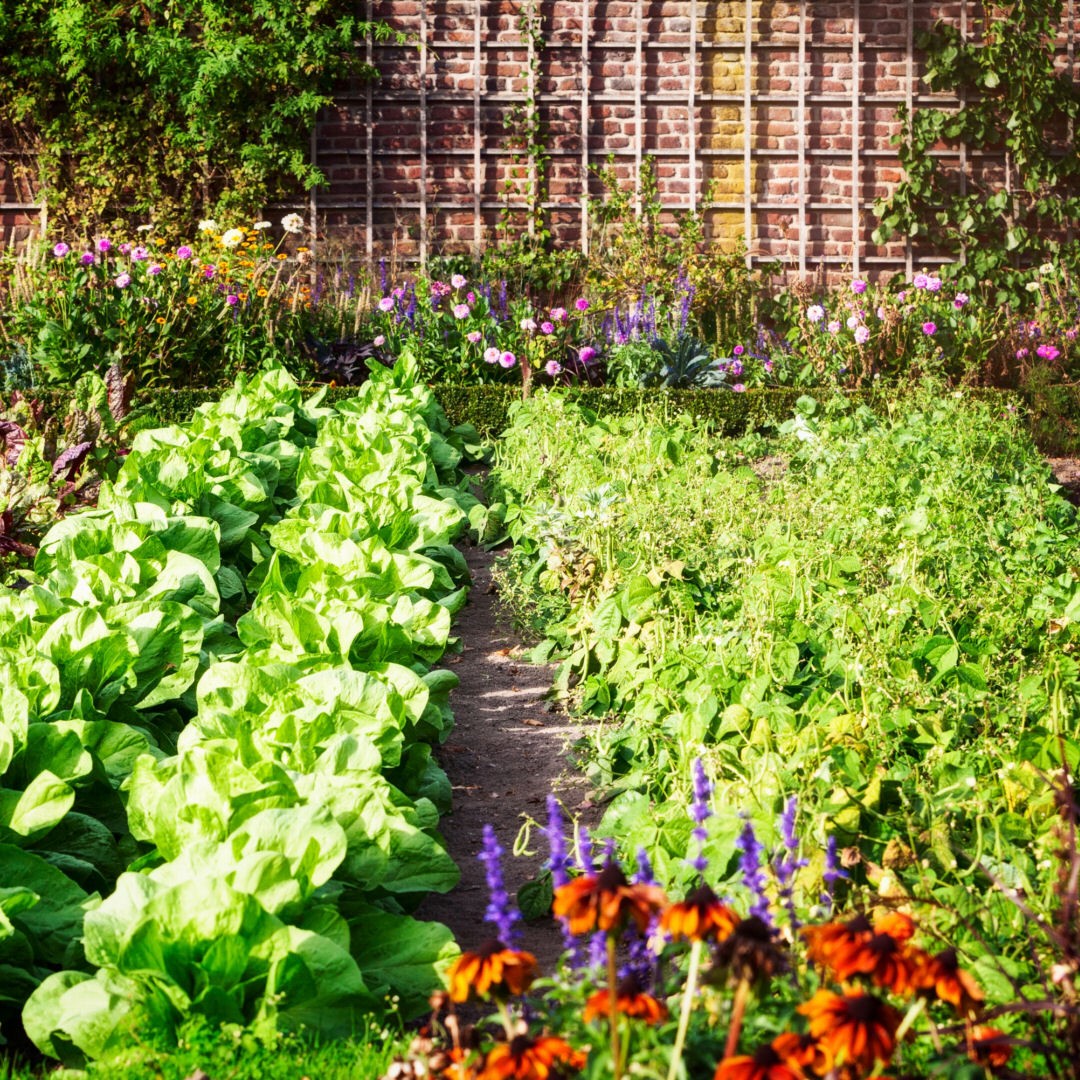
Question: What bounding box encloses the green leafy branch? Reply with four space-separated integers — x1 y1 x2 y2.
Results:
873 0 1080 304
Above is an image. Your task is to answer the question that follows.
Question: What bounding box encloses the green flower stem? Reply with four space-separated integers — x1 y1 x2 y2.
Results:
666 938 703 1080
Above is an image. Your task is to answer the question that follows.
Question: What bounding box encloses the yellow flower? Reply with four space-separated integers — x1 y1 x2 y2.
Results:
257 288 268 297
187 296 198 305
156 316 166 324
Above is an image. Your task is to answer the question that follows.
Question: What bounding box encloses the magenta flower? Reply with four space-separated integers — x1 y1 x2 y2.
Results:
545 360 563 376
855 325 870 345
953 292 969 309
579 346 597 363
467 330 482 344
733 344 744 355
52 242 70 258
732 382 746 392
226 294 239 306
575 298 589 311
118 242 131 255
851 279 867 294
913 273 929 289
147 263 163 275
550 306 568 322
97 238 111 253
453 303 470 319
763 359 775 373
922 321 937 336
540 320 555 335
114 272 131 288
378 297 395 312
499 350 517 368
80 252 95 266
1037 344 1061 362
926 276 942 292
131 246 149 261
175 245 193 260
1016 348 1029 359
467 291 476 304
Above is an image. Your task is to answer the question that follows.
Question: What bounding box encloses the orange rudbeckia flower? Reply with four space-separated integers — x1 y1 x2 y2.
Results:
798 990 901 1074
968 1026 1012 1068
915 947 984 1014
583 973 667 1025
552 863 667 935
447 939 538 1003
827 913 920 994
770 1032 831 1076
478 1034 586 1080
661 884 739 943
713 1036 807 1080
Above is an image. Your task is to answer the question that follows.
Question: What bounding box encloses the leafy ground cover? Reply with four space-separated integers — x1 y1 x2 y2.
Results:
487 386 1080 1029
0 356 483 1064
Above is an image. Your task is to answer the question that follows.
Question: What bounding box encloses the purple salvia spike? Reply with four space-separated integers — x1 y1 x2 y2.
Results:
576 825 595 873
736 814 775 931
545 794 572 890
478 823 522 945
379 257 388 296
633 846 655 886
774 796 809 932
821 835 848 913
688 758 713 876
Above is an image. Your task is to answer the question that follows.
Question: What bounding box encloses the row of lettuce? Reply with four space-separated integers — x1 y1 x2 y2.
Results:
1 359 482 1063
488 388 1080 993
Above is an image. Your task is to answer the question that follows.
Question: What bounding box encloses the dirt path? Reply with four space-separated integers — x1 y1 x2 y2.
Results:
416 543 595 973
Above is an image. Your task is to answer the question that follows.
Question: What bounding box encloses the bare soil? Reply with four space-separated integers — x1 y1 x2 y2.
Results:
1048 458 1080 504
415 542 596 973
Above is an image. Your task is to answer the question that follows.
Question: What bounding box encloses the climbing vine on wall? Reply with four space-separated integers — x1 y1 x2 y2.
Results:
0 0 401 234
873 0 1080 304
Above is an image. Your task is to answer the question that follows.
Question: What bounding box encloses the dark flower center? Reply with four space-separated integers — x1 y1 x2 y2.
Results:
508 1034 535 1058
687 883 720 909
752 1044 782 1067
844 914 873 935
597 861 628 892
475 937 507 959
843 993 881 1023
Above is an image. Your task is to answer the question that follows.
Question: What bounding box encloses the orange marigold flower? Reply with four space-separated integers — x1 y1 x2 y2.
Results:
583 973 667 1025
828 917 920 994
552 862 667 935
447 939 538 1003
661 884 739 943
915 947 984 1014
478 1034 585 1080
969 1026 1012 1068
798 990 900 1074
714 1036 807 1080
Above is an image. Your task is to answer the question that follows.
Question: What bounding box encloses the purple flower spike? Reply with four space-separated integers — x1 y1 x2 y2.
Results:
576 825 595 874
821 835 849 913
479 823 521 945
774 796 809 932
688 758 713 875
545 795 572 890
736 814 775 931
633 846 655 886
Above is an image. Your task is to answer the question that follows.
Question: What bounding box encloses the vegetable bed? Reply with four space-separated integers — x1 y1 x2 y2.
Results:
0 360 481 1063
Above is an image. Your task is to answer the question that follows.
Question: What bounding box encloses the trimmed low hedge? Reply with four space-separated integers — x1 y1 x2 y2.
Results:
20 379 1077 449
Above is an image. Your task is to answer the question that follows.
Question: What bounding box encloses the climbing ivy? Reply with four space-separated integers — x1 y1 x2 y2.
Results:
873 1 1080 306
0 0 401 234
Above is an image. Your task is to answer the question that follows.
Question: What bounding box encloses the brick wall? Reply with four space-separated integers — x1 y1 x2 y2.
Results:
311 0 1078 278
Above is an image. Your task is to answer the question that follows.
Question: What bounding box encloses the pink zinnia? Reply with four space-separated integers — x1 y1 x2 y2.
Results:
733 344 744 355
52 242 69 258
226 294 239 306
453 303 470 319
922 321 937 335
97 238 111 253
854 325 870 345
579 346 597 362
575 298 589 311
499 350 517 368
540 321 555 335
378 297 395 312
550 307 568 321
732 383 746 392
545 360 563 376
373 334 386 347
467 330 482 344
451 273 467 289
114 272 131 288
484 346 500 364
851 279 867 294
176 245 193 260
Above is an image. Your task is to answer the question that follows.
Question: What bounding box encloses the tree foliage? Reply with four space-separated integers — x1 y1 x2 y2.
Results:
0 1 399 233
